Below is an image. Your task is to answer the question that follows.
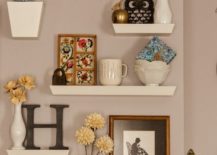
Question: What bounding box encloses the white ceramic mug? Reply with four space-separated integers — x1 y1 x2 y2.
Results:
99 59 128 85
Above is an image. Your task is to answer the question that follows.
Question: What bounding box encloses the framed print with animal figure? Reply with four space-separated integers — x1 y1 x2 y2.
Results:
109 115 170 155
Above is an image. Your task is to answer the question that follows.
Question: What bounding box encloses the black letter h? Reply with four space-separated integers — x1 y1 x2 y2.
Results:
22 104 69 150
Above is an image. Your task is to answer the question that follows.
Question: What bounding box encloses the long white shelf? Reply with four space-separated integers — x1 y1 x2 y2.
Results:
7 150 69 155
50 85 176 96
113 24 175 34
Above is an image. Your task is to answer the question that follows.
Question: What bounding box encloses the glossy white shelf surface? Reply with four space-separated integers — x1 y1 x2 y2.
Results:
7 150 69 155
113 24 175 34
50 85 176 96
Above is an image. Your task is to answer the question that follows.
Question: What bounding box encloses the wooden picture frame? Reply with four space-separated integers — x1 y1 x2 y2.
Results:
109 115 170 155
57 34 97 85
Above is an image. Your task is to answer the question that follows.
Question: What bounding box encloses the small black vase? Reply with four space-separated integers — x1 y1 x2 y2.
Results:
52 68 67 85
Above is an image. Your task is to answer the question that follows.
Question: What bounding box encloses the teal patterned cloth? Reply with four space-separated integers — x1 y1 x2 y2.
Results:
136 36 176 64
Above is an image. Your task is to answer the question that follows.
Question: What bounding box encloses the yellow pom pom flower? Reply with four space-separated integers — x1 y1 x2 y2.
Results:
95 136 114 154
84 113 105 130
75 127 95 145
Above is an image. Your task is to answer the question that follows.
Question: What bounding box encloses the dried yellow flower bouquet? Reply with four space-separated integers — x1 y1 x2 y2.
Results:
4 75 35 104
75 113 114 155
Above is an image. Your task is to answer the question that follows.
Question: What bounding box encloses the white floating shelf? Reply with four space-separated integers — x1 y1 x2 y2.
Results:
113 24 175 34
7 150 69 155
7 0 44 38
50 85 176 96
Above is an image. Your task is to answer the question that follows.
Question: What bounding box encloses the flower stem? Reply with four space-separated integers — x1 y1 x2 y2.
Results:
85 146 87 155
91 129 96 155
90 129 97 155
91 143 94 155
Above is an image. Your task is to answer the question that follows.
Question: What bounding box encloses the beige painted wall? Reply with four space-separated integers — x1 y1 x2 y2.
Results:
0 0 183 155
184 0 217 154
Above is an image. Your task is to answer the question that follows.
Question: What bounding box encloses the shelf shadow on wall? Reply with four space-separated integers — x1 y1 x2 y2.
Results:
100 1 115 35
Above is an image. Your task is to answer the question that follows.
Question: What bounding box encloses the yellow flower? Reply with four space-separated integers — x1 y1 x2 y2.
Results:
18 75 35 90
95 136 114 154
84 113 105 129
75 127 95 145
10 88 27 104
4 80 17 92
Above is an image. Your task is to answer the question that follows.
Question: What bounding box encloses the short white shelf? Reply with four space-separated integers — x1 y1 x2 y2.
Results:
7 150 69 155
113 24 175 34
50 85 176 96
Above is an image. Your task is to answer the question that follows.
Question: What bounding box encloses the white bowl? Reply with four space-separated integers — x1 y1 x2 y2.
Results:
135 64 169 71
134 61 170 86
135 60 169 70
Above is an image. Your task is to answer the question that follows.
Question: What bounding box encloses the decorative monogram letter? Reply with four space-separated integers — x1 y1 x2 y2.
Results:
22 104 69 150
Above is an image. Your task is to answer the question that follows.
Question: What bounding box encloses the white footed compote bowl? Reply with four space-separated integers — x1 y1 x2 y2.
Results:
135 60 170 86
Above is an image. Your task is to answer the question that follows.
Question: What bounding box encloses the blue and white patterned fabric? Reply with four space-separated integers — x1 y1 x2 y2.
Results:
136 36 176 64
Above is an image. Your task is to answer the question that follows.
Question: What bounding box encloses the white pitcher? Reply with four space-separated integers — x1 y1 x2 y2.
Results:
99 59 128 86
154 0 172 24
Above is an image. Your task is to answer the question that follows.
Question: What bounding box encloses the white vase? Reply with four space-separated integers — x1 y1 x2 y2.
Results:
11 103 26 150
154 0 172 24
7 1 44 38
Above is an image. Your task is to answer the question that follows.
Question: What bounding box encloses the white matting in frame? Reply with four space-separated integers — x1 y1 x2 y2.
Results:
123 130 155 155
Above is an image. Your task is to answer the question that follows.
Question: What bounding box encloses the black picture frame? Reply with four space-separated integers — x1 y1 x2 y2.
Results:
109 115 170 155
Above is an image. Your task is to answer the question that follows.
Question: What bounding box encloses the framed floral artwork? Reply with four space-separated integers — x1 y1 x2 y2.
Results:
57 34 97 85
109 115 170 155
